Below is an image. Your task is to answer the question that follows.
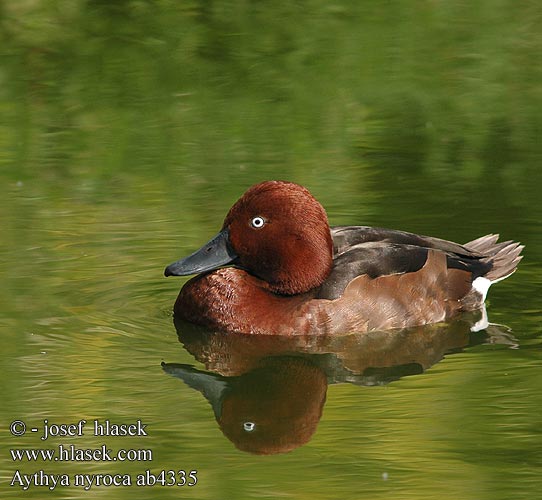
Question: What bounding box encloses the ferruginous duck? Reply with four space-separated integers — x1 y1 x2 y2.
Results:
164 181 523 335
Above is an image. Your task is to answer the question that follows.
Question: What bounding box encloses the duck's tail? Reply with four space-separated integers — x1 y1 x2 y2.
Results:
465 234 524 283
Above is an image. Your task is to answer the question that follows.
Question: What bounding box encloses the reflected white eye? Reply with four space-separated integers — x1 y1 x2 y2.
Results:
243 422 256 432
250 216 266 229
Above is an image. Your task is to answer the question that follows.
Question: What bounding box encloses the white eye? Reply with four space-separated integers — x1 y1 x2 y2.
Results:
243 422 256 432
250 216 265 229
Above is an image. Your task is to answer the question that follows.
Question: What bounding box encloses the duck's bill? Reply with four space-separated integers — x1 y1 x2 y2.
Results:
164 229 238 277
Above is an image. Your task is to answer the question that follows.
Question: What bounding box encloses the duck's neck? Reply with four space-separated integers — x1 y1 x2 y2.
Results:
262 230 334 296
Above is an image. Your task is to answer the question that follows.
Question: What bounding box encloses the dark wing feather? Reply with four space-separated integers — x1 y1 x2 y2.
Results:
318 227 493 300
331 226 481 258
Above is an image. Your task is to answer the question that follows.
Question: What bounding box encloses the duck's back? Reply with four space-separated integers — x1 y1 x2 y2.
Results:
317 226 523 304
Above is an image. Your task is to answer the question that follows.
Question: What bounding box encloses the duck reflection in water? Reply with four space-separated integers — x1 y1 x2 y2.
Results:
162 310 516 455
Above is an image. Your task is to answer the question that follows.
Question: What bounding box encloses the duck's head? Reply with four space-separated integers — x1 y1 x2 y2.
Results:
165 181 333 295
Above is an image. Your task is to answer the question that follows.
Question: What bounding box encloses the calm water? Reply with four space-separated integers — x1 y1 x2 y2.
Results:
1 2 541 499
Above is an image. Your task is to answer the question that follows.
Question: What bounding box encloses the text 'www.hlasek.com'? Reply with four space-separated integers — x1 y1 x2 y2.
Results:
7 418 198 491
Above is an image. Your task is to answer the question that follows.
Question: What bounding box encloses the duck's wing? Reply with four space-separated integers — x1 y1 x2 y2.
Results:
331 226 480 258
319 227 492 300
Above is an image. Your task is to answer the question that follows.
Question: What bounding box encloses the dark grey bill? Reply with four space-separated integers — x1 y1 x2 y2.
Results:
164 229 238 277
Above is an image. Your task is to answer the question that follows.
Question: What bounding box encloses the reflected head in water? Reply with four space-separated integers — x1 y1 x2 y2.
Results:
163 357 327 455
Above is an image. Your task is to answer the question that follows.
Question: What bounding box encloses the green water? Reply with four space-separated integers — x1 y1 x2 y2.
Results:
1 1 541 499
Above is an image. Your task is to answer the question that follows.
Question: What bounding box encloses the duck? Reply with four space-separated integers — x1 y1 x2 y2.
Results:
164 180 523 335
